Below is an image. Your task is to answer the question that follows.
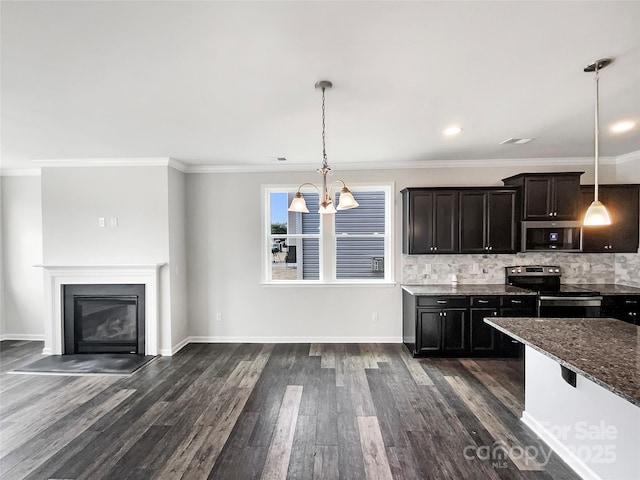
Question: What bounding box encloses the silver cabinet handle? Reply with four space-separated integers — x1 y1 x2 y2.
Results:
511 300 522 304
478 300 489 304
434 247 437 251
436 300 447 304
443 312 447 317
625 300 638 304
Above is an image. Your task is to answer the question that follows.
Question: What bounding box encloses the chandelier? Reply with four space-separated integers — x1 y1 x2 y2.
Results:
582 58 612 226
288 80 359 214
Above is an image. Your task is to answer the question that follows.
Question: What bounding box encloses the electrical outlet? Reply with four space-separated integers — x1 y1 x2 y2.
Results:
110 217 118 227
372 313 379 323
98 217 105 227
216 313 222 322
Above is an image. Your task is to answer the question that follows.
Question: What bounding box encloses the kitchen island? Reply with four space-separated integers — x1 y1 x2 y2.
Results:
485 317 639 480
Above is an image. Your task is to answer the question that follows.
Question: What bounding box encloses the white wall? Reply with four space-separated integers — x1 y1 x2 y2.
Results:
0 175 44 339
168 167 189 349
41 166 170 264
615 156 640 183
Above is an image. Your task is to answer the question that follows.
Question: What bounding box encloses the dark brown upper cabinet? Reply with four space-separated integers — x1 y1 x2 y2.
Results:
502 172 583 220
579 184 640 253
402 189 458 254
459 189 518 253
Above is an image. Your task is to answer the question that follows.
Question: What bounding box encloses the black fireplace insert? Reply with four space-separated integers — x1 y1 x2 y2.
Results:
63 284 145 354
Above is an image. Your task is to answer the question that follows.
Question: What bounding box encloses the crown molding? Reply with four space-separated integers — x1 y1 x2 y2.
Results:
32 157 173 168
0 168 42 177
615 149 640 164
1 151 636 175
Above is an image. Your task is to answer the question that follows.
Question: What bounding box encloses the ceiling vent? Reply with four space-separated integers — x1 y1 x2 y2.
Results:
276 157 287 162
500 138 536 145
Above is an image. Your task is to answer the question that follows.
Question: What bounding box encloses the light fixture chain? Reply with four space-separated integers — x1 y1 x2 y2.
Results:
594 67 600 202
321 87 328 168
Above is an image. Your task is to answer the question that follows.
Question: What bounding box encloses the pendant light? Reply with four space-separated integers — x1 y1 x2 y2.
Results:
288 81 359 214
582 58 612 226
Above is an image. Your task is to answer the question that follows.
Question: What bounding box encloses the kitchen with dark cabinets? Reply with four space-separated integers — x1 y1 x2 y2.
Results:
401 171 640 357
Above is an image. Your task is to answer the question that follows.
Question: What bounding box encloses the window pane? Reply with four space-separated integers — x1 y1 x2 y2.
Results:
269 236 319 281
335 190 385 234
336 237 385 279
270 192 289 234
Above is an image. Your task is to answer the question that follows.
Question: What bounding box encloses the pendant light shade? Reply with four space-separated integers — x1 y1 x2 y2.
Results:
288 80 358 215
582 58 612 227
583 200 611 226
288 192 309 213
336 187 359 210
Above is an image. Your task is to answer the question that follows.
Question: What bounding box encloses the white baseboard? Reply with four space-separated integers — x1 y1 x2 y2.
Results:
0 334 45 342
186 336 401 344
160 337 191 356
521 411 601 480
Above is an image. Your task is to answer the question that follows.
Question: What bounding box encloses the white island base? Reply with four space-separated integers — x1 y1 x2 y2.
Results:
522 346 640 480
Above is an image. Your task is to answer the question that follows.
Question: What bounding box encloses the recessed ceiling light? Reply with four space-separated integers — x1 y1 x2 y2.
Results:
499 137 535 145
443 126 463 136
610 121 636 133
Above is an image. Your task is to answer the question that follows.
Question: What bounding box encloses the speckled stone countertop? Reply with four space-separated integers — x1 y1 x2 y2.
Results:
401 284 535 296
572 284 640 295
485 317 640 406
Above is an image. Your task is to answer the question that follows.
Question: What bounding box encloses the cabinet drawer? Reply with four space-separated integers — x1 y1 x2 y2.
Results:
417 296 470 308
500 296 536 309
602 295 639 308
470 296 499 308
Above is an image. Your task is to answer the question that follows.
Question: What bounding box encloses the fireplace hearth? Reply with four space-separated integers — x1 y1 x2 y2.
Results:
64 284 145 354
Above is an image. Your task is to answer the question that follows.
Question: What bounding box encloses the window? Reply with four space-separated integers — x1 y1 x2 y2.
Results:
264 185 393 283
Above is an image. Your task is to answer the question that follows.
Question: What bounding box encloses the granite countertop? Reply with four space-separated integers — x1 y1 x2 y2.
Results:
402 284 535 296
484 317 639 406
571 284 640 295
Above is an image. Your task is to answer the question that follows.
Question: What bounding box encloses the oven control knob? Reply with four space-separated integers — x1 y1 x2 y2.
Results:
511 269 516 273
554 268 560 273
517 268 521 273
548 268 553 272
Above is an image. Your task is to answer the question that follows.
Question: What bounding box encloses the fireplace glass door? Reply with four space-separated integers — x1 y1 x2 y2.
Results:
64 284 145 354
74 296 138 353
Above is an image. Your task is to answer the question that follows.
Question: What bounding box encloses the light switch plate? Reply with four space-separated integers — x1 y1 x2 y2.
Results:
98 217 105 227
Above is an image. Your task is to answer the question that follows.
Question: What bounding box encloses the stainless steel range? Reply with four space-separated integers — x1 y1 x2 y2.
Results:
505 265 602 317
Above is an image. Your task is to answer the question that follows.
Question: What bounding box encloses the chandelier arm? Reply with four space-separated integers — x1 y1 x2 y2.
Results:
296 182 322 196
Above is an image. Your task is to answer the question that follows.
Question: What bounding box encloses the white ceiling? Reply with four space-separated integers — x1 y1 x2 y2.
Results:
2 1 640 171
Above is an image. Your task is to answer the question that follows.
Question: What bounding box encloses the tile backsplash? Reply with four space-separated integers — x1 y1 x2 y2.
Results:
402 252 624 285
615 254 640 287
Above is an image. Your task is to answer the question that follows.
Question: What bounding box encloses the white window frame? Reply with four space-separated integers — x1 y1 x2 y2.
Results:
262 183 394 285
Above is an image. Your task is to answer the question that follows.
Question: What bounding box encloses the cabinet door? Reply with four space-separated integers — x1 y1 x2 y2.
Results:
433 192 458 253
407 191 434 254
417 310 441 354
487 191 517 253
441 309 467 354
603 186 640 253
523 177 552 219
470 308 497 353
552 176 580 220
459 191 487 253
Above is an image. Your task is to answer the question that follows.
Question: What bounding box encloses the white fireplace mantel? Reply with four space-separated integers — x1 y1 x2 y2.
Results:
36 264 165 356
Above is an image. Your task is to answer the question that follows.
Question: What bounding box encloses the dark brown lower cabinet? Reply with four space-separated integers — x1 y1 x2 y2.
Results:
404 292 536 357
601 295 640 325
470 308 497 354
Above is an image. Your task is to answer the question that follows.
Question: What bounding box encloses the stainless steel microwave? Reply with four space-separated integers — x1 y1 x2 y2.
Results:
521 221 582 252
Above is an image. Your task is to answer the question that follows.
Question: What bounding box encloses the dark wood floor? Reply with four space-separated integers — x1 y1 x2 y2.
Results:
0 340 579 480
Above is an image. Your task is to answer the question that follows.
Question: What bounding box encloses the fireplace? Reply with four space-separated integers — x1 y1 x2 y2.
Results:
63 284 145 354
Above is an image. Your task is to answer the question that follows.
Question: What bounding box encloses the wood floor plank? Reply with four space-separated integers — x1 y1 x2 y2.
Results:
313 445 339 480
459 359 523 416
357 416 394 480
399 349 434 386
445 375 542 472
286 414 316 479
309 343 322 356
261 384 303 480
320 344 336 369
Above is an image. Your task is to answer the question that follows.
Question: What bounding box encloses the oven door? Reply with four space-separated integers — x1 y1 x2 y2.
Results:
538 296 602 318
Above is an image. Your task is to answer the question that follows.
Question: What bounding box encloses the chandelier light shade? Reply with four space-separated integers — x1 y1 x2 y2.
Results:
582 58 613 227
288 80 359 215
